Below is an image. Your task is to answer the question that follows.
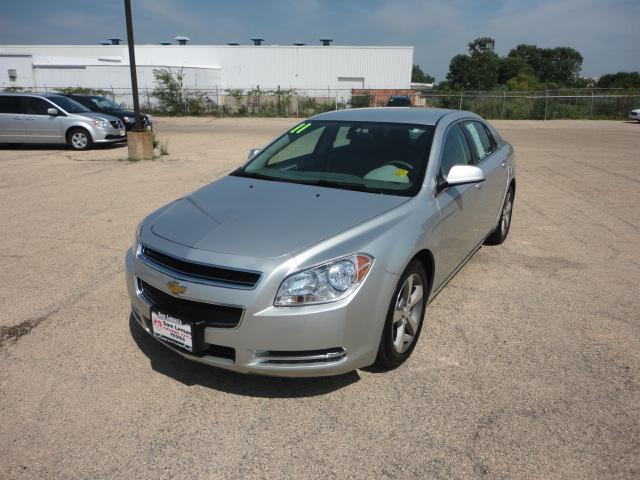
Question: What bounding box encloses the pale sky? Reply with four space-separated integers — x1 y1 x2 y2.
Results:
1 0 638 81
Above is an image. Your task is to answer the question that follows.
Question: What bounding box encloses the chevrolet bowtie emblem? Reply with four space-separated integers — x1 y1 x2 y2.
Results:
166 281 186 295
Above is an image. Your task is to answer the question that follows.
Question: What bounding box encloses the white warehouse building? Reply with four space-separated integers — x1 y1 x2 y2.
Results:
0 42 414 95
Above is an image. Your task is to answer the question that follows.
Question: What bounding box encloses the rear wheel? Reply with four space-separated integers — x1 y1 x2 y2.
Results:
67 128 93 151
485 186 514 245
374 259 427 370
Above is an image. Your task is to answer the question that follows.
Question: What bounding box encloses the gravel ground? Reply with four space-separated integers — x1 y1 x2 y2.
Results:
0 117 638 479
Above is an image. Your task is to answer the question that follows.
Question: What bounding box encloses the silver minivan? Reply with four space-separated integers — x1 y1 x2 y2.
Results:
0 93 126 150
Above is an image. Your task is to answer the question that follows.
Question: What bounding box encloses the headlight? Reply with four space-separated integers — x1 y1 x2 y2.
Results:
274 254 373 306
123 116 132 123
90 119 110 128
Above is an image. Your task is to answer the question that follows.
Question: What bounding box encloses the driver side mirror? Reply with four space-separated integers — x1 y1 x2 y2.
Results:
247 148 261 159
437 165 485 193
47 108 59 116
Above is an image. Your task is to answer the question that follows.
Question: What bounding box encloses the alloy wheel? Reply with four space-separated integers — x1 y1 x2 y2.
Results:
391 273 424 353
501 189 513 236
71 132 88 149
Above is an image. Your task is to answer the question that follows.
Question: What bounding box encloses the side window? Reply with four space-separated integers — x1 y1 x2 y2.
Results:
26 97 53 115
483 124 497 151
462 121 493 162
266 126 325 166
0 96 23 114
440 124 472 177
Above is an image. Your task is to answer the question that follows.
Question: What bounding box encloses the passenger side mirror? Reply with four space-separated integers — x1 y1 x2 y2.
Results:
47 108 59 116
437 165 485 193
247 148 261 159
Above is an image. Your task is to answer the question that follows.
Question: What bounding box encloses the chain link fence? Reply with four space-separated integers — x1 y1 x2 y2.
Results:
5 86 639 120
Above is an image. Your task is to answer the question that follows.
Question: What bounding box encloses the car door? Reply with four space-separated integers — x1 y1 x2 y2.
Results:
434 123 483 287
461 120 508 237
24 97 64 143
0 95 26 142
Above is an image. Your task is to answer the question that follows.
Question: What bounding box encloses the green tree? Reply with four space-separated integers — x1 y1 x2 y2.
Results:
498 56 533 85
596 71 640 89
508 44 582 85
467 37 495 55
446 37 500 90
411 64 435 84
152 68 186 115
506 73 539 91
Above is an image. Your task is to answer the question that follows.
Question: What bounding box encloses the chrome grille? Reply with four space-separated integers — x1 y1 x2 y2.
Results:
138 245 262 289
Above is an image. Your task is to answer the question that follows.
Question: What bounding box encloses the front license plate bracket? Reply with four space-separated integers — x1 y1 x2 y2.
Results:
151 309 206 354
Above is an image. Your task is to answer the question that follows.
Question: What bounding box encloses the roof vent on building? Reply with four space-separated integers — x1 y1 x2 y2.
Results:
108 38 122 45
99 42 111 45
227 42 240 46
159 42 171 45
250 37 264 46
320 38 333 46
293 42 306 46
174 36 191 45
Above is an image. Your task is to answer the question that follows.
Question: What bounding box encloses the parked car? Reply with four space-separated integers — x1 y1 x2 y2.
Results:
126 107 516 377
63 94 152 131
387 95 412 107
629 109 640 122
0 93 126 150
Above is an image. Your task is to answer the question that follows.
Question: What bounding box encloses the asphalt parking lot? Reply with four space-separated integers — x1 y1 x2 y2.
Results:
1 117 638 479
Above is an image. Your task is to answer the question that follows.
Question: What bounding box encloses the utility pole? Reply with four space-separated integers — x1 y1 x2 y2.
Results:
123 0 152 159
124 0 142 132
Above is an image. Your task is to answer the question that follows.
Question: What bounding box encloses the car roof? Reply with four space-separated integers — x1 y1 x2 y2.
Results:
0 92 64 98
311 107 476 126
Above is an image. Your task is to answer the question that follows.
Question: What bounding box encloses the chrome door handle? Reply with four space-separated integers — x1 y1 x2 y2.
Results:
501 160 507 167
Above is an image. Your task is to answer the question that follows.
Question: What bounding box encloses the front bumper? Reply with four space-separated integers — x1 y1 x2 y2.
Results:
125 248 397 377
93 126 127 144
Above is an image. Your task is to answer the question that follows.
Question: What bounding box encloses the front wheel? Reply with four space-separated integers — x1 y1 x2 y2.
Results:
374 259 427 370
485 186 514 245
67 128 93 151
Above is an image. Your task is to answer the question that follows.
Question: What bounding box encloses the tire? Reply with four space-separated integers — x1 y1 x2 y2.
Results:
485 185 514 246
374 259 428 370
67 128 93 151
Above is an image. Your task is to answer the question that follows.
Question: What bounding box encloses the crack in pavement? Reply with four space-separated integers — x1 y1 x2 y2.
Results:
0 263 124 349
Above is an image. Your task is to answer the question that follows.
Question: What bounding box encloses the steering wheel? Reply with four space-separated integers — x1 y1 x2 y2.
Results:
381 160 414 171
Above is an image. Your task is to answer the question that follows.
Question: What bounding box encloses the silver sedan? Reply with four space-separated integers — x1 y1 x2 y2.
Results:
125 107 516 377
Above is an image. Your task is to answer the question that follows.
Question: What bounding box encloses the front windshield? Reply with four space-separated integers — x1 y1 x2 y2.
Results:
47 95 90 114
236 120 434 196
89 96 121 111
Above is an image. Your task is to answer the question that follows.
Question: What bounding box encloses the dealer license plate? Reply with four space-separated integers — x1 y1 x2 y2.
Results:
151 311 193 351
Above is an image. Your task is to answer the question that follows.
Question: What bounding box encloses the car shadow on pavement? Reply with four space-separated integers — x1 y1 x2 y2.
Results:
0 143 126 151
128 314 360 397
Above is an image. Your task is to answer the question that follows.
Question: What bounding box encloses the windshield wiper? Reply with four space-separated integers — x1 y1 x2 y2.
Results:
230 170 374 192
229 169 295 184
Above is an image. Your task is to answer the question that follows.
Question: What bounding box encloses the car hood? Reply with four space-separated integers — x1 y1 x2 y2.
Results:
75 111 121 122
107 109 148 118
149 175 409 258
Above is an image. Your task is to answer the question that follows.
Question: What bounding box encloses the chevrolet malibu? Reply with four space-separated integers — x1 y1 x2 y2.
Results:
125 108 516 377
